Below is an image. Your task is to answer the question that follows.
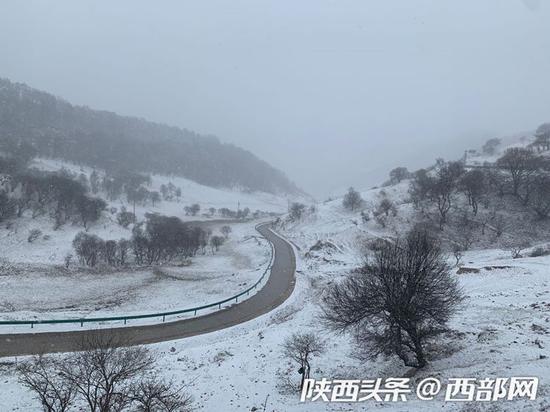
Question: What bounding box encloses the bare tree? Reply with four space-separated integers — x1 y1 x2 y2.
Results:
504 238 530 259
220 225 232 239
282 333 325 391
432 161 464 228
409 162 464 227
375 198 397 217
532 123 550 152
131 378 193 412
0 191 16 222
289 202 306 221
496 147 541 203
389 167 410 184
482 138 501 155
16 333 193 412
458 170 485 215
343 187 363 211
56 333 155 412
409 169 431 207
210 235 224 253
17 356 75 412
527 174 550 219
323 230 463 368
72 232 104 267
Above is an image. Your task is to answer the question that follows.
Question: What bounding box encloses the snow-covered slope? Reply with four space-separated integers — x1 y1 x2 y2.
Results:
33 157 295 220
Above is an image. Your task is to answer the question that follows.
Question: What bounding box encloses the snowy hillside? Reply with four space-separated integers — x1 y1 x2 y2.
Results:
4 181 550 411
32 157 294 222
3 129 550 411
0 157 293 326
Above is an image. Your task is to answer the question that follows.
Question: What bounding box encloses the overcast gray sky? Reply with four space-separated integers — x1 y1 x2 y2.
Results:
1 0 549 197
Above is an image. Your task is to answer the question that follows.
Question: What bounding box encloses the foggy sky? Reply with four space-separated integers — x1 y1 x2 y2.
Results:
1 0 549 198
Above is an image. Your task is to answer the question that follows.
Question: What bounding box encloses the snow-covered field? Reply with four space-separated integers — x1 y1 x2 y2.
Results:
0 221 271 327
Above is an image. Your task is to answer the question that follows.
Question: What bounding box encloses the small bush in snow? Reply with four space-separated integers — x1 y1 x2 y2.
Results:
289 202 306 221
220 225 232 239
116 209 136 228
27 229 42 243
529 246 550 257
210 235 224 253
64 253 73 269
374 198 397 218
0 258 21 276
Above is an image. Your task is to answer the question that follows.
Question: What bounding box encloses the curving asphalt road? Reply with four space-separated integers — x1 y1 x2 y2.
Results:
0 223 296 357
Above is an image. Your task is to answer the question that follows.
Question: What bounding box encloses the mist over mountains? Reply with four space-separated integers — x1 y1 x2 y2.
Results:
0 78 301 196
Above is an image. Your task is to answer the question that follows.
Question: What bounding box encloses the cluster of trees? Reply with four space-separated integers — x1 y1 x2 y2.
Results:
217 207 251 219
372 197 397 227
73 233 131 267
287 202 317 222
529 123 550 152
388 166 410 184
482 137 501 155
17 333 192 412
159 182 182 201
116 207 136 228
0 78 301 195
183 204 200 216
289 202 306 221
282 229 462 390
97 171 160 211
284 130 550 386
73 214 222 267
0 157 106 229
409 160 466 228
132 214 211 265
408 147 550 230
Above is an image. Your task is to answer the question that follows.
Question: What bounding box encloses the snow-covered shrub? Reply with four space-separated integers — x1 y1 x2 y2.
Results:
0 258 21 276
529 246 550 257
289 202 306 221
27 228 42 243
116 209 136 228
73 232 105 267
64 253 73 269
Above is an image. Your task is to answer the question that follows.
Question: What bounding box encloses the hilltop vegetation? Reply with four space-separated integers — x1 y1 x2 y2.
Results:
0 78 301 195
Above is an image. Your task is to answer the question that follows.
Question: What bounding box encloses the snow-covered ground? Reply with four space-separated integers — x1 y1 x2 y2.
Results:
3 180 550 410
2 235 549 411
32 157 295 220
2 142 550 410
0 221 271 327
0 157 290 327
